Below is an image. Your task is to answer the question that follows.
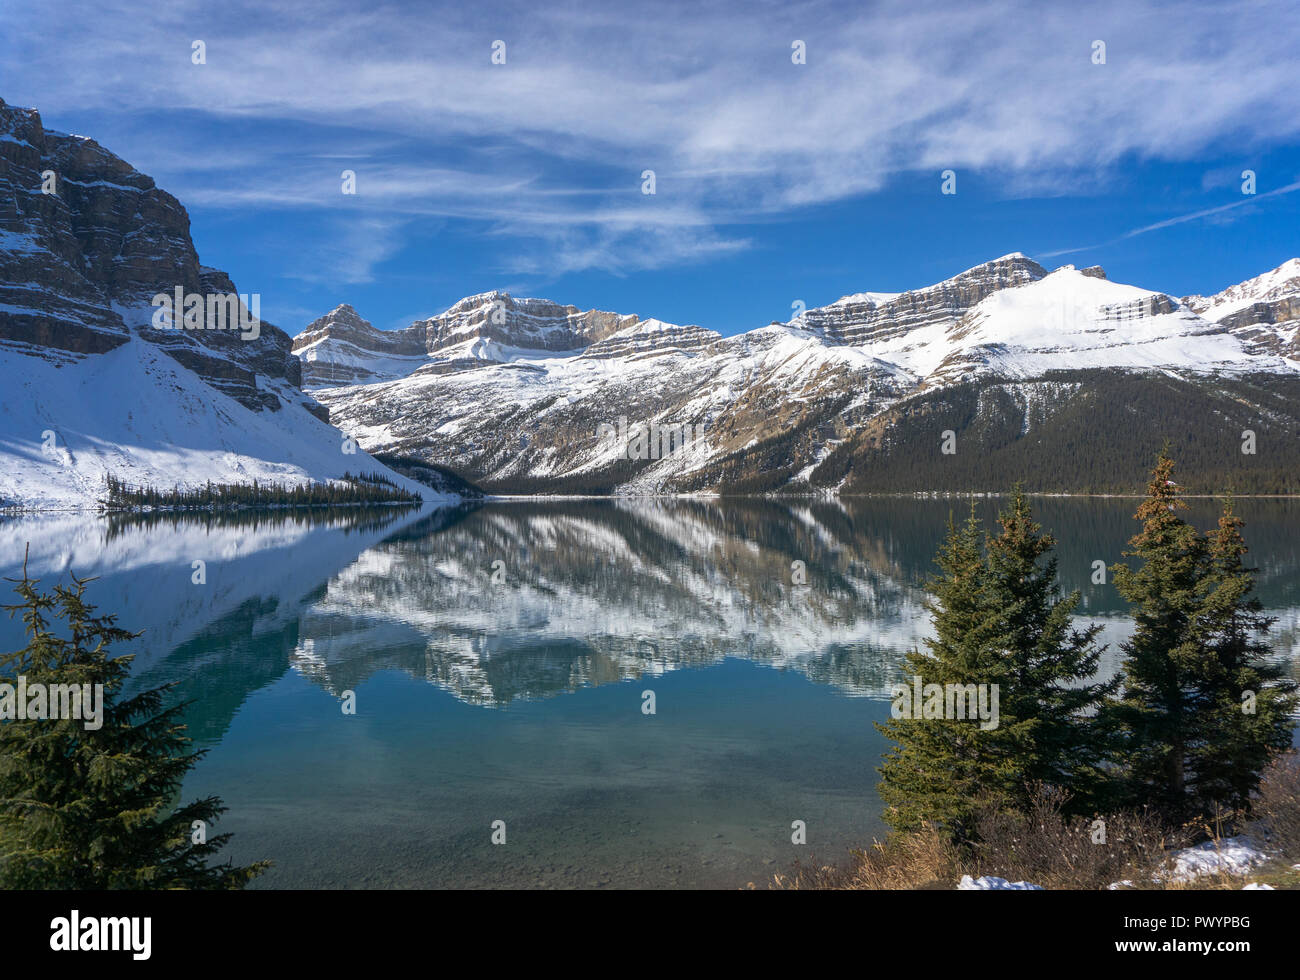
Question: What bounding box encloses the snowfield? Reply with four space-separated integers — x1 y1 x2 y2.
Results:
0 335 438 510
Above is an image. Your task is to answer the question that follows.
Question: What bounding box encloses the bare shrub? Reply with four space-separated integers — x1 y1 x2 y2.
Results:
1253 750 1300 857
968 785 1186 890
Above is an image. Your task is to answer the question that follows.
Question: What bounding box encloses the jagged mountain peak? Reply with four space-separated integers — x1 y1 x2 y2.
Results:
580 317 720 360
306 304 373 330
293 290 644 387
1183 258 1300 312
440 289 513 315
929 251 1046 287
435 290 603 322
1182 257 1300 359
796 252 1047 348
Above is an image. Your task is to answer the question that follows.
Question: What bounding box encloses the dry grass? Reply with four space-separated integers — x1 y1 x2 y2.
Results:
763 824 961 890
766 788 1183 890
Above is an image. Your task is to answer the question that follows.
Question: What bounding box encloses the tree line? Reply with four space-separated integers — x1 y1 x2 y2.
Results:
100 471 423 510
823 370 1300 495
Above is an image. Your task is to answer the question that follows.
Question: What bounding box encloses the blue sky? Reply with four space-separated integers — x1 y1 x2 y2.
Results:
5 0 1300 336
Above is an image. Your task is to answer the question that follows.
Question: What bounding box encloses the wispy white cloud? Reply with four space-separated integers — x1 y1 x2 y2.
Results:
1119 179 1300 238
275 215 410 286
6 0 1300 275
1039 177 1300 257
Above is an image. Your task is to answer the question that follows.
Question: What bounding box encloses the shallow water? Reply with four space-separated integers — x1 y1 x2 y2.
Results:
3 497 1297 888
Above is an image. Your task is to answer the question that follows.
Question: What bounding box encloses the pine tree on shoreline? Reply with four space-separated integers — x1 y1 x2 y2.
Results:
0 556 268 888
877 508 1020 840
982 488 1115 812
1109 451 1297 823
876 492 1111 840
1189 498 1297 811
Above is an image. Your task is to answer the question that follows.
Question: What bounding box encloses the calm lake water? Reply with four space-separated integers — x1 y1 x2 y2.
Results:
3 497 1298 888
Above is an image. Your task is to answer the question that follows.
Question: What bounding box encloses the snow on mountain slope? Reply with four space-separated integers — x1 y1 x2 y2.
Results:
1188 258 1300 320
306 254 1300 494
317 314 905 493
829 290 903 307
798 253 1049 350
291 304 428 387
927 265 1284 382
1184 258 1300 359
0 333 435 509
0 96 440 510
579 317 720 359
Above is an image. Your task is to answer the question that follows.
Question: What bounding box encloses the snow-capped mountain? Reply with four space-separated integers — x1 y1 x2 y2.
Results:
1183 258 1300 358
292 292 636 387
302 253 1300 495
5 90 1296 502
0 96 440 509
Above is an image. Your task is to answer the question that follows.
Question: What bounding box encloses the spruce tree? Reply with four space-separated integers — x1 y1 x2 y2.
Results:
0 560 268 888
1109 450 1207 820
982 487 1115 812
877 492 1120 839
876 508 1033 841
1185 497 1297 813
1110 450 1296 823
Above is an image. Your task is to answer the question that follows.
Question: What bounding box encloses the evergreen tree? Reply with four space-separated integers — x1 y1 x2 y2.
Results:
982 488 1115 812
876 508 1033 841
1109 449 1207 820
1110 450 1296 823
1185 497 1297 813
0 560 268 888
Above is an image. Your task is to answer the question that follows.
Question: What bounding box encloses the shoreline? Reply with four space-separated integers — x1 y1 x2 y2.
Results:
7 489 1300 516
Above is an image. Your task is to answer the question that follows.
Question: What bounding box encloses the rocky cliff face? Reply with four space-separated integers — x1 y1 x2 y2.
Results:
0 97 302 412
800 253 1048 346
578 319 721 360
1184 258 1300 359
292 304 426 386
0 96 430 509
422 291 631 354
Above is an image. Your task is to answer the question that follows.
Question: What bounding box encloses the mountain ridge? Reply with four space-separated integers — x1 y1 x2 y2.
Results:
4 93 1297 504
301 253 1300 495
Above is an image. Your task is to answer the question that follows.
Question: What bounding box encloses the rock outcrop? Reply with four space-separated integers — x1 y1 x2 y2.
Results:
0 97 301 411
0 96 427 508
799 253 1048 346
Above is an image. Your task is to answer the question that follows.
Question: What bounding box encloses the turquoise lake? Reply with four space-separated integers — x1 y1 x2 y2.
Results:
3 497 1297 887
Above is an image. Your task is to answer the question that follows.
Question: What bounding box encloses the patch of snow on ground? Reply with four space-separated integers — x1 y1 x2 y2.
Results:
958 875 1043 891
1170 837 1268 881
